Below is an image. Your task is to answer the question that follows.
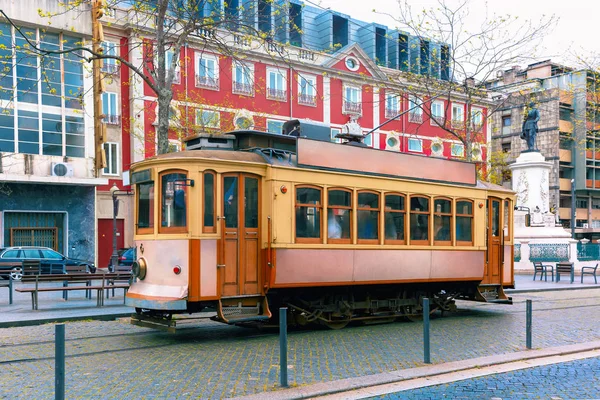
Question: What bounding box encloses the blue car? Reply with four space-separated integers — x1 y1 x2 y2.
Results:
0 246 95 281
108 247 135 272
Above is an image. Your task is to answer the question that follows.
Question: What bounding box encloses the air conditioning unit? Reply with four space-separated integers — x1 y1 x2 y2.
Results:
384 133 401 151
51 162 74 177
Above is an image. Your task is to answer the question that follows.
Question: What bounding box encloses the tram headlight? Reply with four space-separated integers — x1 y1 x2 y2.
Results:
132 257 147 280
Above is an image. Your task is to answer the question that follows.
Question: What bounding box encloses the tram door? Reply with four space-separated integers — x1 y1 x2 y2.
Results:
484 197 503 285
219 174 260 297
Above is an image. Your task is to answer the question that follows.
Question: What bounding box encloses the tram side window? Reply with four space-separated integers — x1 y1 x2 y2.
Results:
160 172 188 231
456 200 474 245
384 194 405 244
328 189 352 242
357 191 379 242
410 196 429 244
137 182 154 232
504 199 511 239
203 171 216 233
434 198 452 244
295 186 322 242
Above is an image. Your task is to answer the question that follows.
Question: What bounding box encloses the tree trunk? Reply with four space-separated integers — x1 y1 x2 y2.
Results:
156 89 172 155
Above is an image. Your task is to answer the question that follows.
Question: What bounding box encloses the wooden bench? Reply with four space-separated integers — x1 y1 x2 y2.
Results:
581 263 598 284
556 262 574 283
533 262 554 282
15 272 131 310
0 272 13 305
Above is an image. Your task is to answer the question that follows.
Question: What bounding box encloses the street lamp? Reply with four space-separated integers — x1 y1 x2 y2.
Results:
110 183 133 272
571 178 576 239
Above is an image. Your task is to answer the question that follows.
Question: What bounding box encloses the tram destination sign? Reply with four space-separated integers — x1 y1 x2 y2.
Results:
297 138 477 186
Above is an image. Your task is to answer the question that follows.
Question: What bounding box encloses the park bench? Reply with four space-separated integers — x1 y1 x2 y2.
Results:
15 272 131 310
106 267 133 299
555 262 574 283
533 262 554 282
0 272 13 305
581 263 598 284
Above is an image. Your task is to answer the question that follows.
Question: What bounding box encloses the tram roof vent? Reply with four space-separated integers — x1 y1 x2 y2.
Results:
184 133 235 150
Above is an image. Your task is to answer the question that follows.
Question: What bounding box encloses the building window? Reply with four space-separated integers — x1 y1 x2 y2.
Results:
164 50 180 84
408 96 423 123
203 171 216 233
385 92 400 118
357 191 379 242
576 198 588 209
456 200 473 245
343 85 362 114
384 193 405 244
331 127 342 143
196 109 220 129
101 41 119 74
232 62 254 96
267 68 287 101
502 143 511 153
410 196 429 244
195 54 219 89
298 73 316 106
434 197 452 245
267 119 284 134
102 92 120 125
408 138 423 152
137 181 155 234
451 143 464 157
295 186 322 243
328 189 352 243
103 142 119 176
167 139 181 153
431 101 445 126
159 171 188 232
452 103 464 128
0 109 14 152
502 115 511 135
471 108 483 131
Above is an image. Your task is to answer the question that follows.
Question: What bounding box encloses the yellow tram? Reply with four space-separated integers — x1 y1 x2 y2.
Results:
126 121 515 330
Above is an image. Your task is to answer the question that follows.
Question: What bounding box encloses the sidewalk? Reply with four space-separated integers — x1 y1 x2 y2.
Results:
0 273 598 328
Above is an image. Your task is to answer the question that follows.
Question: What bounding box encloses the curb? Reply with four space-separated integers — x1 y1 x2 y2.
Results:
507 285 600 294
230 341 600 400
0 313 132 329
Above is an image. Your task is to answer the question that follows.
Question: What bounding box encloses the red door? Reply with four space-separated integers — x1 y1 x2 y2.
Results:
98 218 124 269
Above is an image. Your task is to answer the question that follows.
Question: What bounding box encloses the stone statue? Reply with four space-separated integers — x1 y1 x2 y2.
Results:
521 102 540 151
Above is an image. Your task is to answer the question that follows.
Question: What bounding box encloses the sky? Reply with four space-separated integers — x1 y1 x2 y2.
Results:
317 0 599 68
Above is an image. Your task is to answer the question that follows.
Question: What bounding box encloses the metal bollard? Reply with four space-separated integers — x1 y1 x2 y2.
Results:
55 324 65 400
279 307 288 387
423 298 431 364
526 299 532 349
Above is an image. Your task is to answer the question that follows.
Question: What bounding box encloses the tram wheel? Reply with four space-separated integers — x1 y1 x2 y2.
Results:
320 319 350 330
402 306 423 322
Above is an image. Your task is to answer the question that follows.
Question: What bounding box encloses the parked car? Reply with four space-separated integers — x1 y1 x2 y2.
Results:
108 247 135 272
0 246 95 281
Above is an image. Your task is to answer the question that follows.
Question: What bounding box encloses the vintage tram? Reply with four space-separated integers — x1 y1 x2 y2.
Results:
126 121 515 330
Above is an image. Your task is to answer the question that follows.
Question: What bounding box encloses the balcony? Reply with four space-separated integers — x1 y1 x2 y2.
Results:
343 101 362 115
266 88 287 101
196 75 219 90
431 115 445 126
232 81 254 96
559 178 572 191
298 93 317 106
559 149 572 163
559 120 573 133
101 63 119 75
385 108 399 119
559 90 573 105
104 114 121 125
471 122 483 132
451 119 464 129
408 112 423 123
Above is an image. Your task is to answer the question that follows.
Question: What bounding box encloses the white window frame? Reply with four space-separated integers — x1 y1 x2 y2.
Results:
298 73 317 106
266 119 285 134
409 96 423 115
451 143 465 157
101 41 119 74
408 138 423 152
232 62 254 96
471 107 483 130
196 109 220 129
266 68 287 101
452 103 464 126
430 101 445 126
102 92 119 125
331 127 342 143
195 53 219 90
102 142 119 176
168 139 181 153
385 92 400 118
343 84 362 114
164 50 181 84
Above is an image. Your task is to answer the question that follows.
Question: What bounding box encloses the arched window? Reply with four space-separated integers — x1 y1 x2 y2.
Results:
434 197 452 245
410 195 429 245
159 170 188 233
384 193 406 244
456 199 474 245
295 185 322 243
357 191 379 243
328 188 352 243
203 171 216 233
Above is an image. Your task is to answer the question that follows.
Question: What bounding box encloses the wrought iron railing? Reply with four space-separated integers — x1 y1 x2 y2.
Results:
385 108 399 119
104 114 121 125
196 75 219 89
101 63 119 74
431 116 445 126
577 242 600 261
233 81 254 96
298 94 316 106
529 243 569 262
408 112 423 123
344 101 362 114
514 244 521 262
267 88 287 101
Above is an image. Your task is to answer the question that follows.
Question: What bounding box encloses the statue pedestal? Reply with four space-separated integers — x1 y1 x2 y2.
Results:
509 151 552 213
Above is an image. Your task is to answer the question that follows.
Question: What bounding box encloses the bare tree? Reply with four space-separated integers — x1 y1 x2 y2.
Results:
1 0 294 155
379 0 556 161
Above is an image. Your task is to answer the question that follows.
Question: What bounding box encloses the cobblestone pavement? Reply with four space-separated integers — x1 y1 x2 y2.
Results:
372 356 600 399
0 290 599 399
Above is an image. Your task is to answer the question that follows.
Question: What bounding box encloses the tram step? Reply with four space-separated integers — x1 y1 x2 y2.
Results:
216 296 272 324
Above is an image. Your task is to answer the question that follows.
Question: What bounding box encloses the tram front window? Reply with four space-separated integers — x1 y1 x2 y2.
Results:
161 172 187 229
137 182 154 231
